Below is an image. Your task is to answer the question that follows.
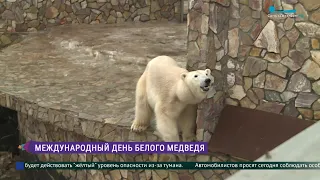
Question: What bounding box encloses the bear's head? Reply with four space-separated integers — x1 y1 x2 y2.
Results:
181 69 215 101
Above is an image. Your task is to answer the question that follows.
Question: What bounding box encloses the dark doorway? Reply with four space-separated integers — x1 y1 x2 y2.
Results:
0 106 20 179
0 106 20 155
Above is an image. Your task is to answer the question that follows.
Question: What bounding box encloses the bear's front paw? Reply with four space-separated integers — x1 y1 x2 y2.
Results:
182 136 197 142
131 121 149 132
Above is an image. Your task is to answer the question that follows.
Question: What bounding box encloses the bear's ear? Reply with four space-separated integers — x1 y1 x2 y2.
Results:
205 69 211 75
181 73 187 80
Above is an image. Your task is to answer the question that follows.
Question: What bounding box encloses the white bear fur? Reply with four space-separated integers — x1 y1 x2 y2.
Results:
131 56 215 142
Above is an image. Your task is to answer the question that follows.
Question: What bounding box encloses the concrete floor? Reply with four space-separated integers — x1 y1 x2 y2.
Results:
0 22 187 126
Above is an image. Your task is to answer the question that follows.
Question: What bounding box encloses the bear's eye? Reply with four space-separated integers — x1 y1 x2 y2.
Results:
194 75 198 78
206 74 208 76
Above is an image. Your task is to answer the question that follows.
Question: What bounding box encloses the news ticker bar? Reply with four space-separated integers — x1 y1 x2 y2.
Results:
17 162 320 170
19 141 207 154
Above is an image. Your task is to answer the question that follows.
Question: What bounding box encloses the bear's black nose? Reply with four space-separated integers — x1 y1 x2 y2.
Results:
205 78 211 84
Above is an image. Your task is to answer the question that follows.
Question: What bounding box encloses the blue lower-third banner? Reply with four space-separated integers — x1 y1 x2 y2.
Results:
16 162 320 170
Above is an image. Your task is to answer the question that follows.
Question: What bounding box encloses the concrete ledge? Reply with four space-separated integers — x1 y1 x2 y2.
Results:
227 121 320 180
0 23 187 140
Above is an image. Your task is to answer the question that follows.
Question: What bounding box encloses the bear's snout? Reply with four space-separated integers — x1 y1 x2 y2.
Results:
204 78 211 86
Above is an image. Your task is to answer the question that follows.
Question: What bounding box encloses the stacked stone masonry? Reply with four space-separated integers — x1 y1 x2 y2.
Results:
0 152 20 179
0 20 243 179
2 0 319 179
187 0 320 142
0 92 240 180
0 0 182 48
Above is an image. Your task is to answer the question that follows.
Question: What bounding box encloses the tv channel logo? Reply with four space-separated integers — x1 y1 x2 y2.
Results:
267 5 304 18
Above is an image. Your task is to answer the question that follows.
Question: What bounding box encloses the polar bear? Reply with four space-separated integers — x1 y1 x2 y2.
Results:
130 56 215 142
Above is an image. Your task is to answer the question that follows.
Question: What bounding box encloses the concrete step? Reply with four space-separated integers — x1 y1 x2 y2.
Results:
0 23 187 129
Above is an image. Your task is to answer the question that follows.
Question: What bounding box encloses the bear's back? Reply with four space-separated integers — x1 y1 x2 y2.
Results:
147 55 178 68
145 56 187 104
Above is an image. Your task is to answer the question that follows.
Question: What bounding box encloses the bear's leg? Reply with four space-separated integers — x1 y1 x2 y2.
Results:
131 73 153 132
179 105 197 142
155 105 180 142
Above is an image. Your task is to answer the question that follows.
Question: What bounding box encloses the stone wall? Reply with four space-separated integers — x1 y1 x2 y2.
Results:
0 0 182 47
0 152 20 179
0 92 241 179
187 0 320 136
18 112 239 179
187 0 230 142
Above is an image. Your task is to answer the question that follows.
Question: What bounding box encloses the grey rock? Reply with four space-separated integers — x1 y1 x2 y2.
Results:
228 28 239 58
284 17 294 30
280 91 297 102
256 101 285 114
300 59 320 80
283 99 300 117
295 92 319 108
253 20 280 53
247 89 259 104
287 72 311 92
295 22 320 39
286 27 300 46
229 85 246 100
280 56 300 71
14 7 25 24
265 90 282 102
253 72 265 88
264 53 281 62
243 57 267 77
1 10 15 20
295 3 309 21
310 9 320 25
267 63 288 78
253 88 265 99
140 14 150 22
209 3 229 34
240 97 257 109
313 99 320 110
312 80 320 95
295 37 310 52
265 74 288 92
280 37 289 57
299 0 320 11
282 50 308 71
0 35 12 45
311 50 320 66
